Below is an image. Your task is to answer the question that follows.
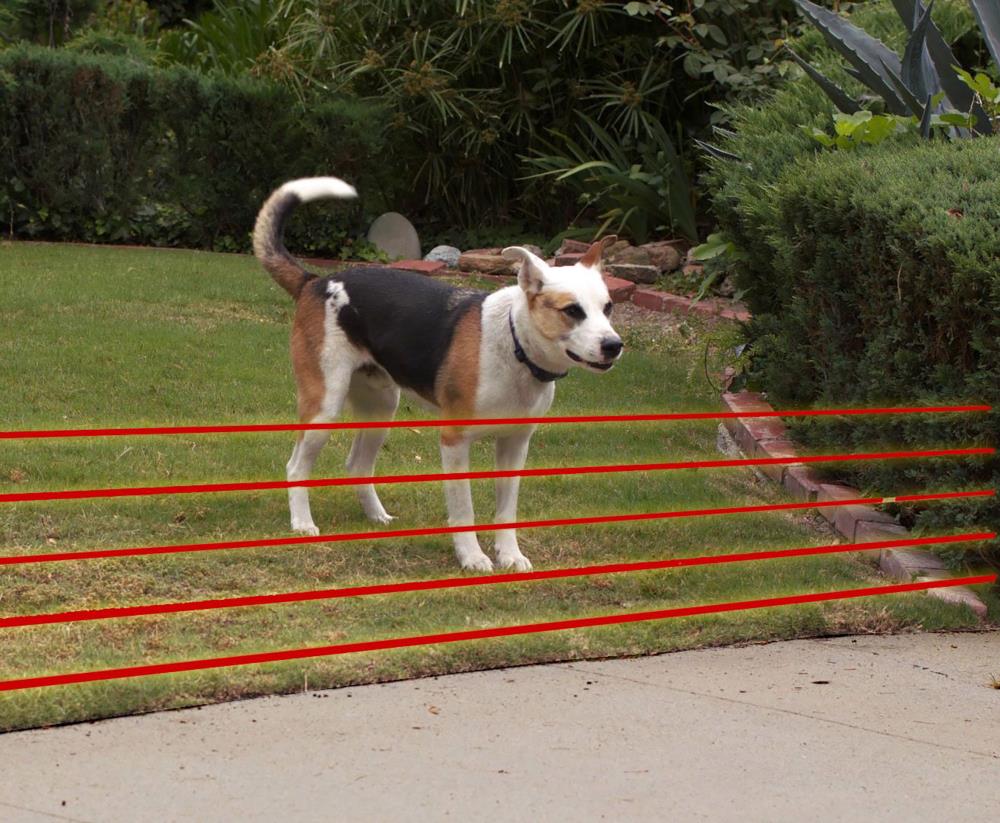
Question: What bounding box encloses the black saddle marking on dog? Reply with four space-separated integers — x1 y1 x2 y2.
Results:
316 268 487 399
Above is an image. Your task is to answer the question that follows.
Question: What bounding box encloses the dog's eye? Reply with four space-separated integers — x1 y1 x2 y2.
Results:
561 303 586 321
603 301 613 317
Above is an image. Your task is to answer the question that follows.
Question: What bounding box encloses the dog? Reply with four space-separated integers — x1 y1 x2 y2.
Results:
253 176 623 572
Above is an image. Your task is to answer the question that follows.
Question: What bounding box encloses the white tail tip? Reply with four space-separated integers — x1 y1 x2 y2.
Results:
280 176 358 202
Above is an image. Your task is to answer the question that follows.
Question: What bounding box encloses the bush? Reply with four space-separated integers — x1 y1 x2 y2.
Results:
704 1 998 572
0 44 397 254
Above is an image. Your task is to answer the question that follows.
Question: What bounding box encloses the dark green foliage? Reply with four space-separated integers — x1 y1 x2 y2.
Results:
0 45 396 254
704 2 998 572
789 0 991 132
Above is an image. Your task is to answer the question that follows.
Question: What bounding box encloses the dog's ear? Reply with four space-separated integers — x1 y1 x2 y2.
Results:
502 246 548 296
579 235 618 269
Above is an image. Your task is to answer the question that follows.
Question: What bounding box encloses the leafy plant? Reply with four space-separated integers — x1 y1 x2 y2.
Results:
148 0 803 233
524 114 697 242
688 230 746 299
804 106 980 149
788 0 997 136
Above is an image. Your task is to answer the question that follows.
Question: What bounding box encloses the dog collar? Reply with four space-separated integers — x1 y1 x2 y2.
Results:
509 311 567 383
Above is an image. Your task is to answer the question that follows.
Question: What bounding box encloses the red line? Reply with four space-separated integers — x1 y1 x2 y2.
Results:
1 448 992 504
0 405 990 440
0 575 992 692
1 532 991 629
1 489 992 566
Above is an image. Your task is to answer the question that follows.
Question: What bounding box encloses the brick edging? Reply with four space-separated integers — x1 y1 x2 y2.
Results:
721 391 989 620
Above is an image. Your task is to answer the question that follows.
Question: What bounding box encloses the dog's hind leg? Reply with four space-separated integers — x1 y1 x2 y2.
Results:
286 365 352 537
493 428 535 571
440 430 493 572
345 367 400 524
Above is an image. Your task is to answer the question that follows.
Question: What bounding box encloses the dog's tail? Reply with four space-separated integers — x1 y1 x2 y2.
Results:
252 176 358 299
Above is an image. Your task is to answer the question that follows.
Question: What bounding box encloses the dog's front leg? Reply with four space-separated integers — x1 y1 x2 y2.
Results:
440 432 493 572
494 429 534 571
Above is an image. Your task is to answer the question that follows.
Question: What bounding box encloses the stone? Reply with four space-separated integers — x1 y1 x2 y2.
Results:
753 437 799 484
521 243 544 257
555 252 584 266
464 247 501 256
605 263 660 284
833 504 897 542
606 239 631 259
881 548 947 580
641 241 683 272
606 245 652 266
458 252 517 275
854 520 909 543
721 390 774 443
557 238 590 255
632 289 677 312
783 465 822 502
393 259 445 275
921 579 988 619
424 245 460 267
603 275 636 303
816 483 863 524
367 212 421 261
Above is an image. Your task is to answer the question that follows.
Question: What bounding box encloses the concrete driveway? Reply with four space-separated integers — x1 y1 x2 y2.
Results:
1 631 998 822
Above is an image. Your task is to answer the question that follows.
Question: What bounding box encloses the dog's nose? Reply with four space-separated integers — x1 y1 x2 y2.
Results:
601 337 624 359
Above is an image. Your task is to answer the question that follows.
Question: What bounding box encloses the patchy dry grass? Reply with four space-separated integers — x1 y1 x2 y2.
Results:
0 241 981 732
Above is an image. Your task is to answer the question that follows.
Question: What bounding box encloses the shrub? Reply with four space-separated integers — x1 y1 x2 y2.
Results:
0 44 397 254
704 1 998 572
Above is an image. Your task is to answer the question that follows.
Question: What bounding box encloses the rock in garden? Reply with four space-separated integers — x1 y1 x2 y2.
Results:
424 245 461 267
557 238 590 255
458 252 518 275
367 212 421 260
606 244 651 266
641 241 683 272
605 263 660 284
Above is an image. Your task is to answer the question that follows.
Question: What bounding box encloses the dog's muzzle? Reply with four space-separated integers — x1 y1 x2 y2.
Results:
568 336 623 371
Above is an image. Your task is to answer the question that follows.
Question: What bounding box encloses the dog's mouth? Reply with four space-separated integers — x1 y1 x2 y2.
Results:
567 350 615 371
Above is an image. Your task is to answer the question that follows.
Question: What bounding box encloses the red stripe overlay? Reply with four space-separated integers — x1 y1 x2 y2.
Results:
1 532 991 629
0 575 992 692
1 448 992 505
1 489 992 567
0 405 991 440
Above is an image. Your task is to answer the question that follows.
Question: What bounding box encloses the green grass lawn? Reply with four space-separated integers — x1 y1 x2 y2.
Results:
0 241 986 732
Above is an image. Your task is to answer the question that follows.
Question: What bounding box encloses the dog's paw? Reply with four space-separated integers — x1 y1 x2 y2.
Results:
367 510 395 526
459 553 494 573
496 554 533 572
291 522 320 537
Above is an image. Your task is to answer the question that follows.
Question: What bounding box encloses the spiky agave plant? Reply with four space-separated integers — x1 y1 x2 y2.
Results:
788 0 999 137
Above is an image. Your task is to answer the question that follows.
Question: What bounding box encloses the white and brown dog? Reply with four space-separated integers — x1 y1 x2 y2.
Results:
253 176 623 572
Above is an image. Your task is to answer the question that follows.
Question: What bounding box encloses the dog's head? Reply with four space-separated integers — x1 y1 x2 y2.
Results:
502 237 623 373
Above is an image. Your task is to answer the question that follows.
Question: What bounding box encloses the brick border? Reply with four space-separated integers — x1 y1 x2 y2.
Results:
721 391 989 620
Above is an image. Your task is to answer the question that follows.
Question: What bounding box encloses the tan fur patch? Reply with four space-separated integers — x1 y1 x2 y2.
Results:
290 289 327 422
436 304 482 416
436 304 482 444
528 290 578 340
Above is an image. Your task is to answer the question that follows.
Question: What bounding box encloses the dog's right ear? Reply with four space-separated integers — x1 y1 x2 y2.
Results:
502 246 548 296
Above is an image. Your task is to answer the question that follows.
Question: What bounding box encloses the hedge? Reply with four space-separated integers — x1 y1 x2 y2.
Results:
704 1 998 571
0 45 397 254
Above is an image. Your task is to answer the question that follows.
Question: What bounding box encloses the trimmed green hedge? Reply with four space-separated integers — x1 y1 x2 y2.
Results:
0 45 396 254
705 2 998 570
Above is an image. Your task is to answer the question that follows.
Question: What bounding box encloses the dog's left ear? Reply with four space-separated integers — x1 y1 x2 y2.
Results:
579 235 618 270
502 246 549 296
